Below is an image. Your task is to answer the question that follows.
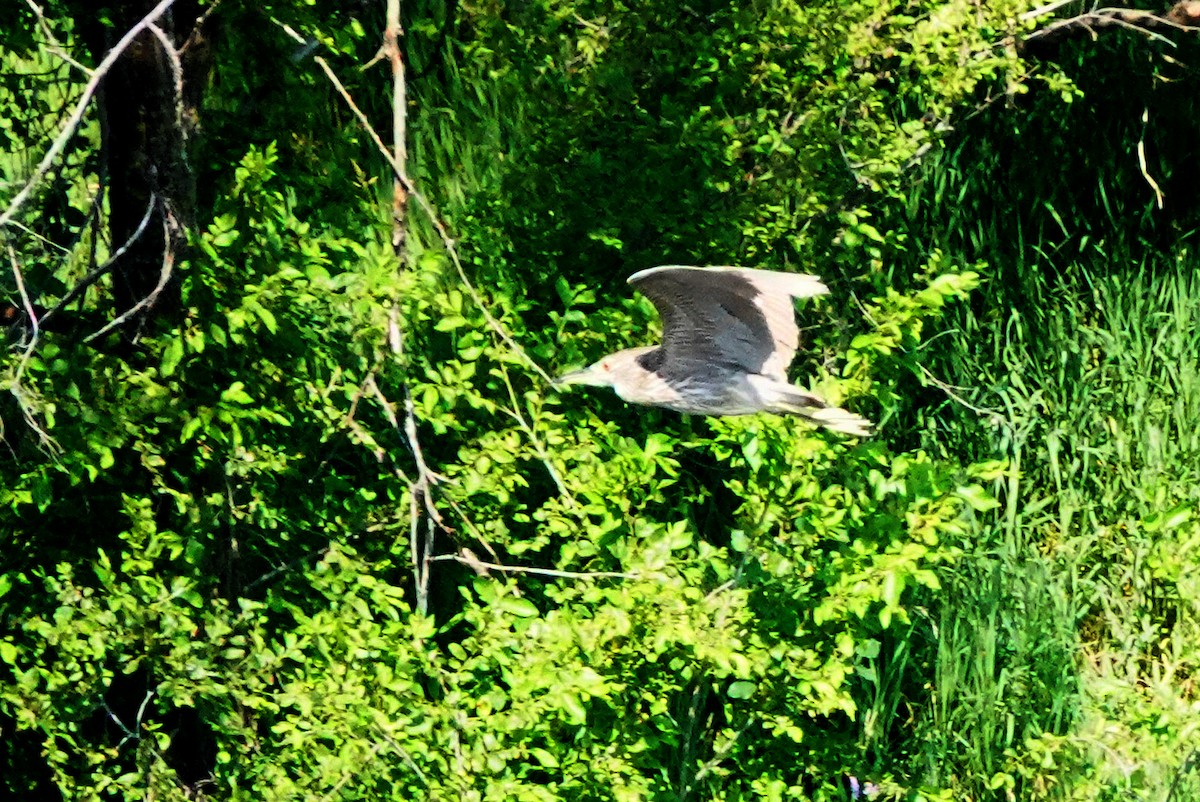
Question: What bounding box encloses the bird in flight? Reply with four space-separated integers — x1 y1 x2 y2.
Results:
554 265 872 436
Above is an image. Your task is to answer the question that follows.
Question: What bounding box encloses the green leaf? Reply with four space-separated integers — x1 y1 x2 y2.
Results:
161 336 184 376
957 484 999 512
221 382 254 405
500 597 539 618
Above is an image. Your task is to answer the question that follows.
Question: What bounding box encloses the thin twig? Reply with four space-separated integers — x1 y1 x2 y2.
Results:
104 703 136 745
3 218 74 255
243 545 331 592
104 690 158 755
368 312 446 616
8 248 41 346
497 360 574 503
7 246 56 449
83 211 176 343
1166 746 1200 802
321 741 387 802
179 0 224 55
0 0 179 231
343 370 393 465
1024 8 1189 48
917 364 1004 420
438 494 501 563
365 372 444 526
677 679 708 802
1137 106 1165 209
40 193 157 330
146 23 186 143
687 725 750 791
272 19 553 385
374 725 430 788
431 553 639 580
24 0 91 75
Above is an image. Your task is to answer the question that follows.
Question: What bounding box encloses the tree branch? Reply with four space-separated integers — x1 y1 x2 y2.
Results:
385 0 409 255
83 208 176 343
273 18 553 386
1022 6 1196 53
6 246 57 450
431 552 639 581
38 193 157 331
24 0 91 75
0 0 179 232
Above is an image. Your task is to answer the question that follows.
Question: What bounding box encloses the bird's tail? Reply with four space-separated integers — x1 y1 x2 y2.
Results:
789 405 874 437
755 379 873 437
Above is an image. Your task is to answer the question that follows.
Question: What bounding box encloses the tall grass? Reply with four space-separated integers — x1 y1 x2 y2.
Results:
842 37 1200 793
897 216 1200 797
408 46 524 216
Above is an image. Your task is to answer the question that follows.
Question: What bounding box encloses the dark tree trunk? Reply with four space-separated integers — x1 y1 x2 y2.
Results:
74 1 216 338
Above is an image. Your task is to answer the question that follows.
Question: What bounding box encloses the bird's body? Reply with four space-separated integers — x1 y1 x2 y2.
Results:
555 265 872 436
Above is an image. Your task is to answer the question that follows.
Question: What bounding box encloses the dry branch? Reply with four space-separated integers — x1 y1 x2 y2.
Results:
0 0 179 232
6 246 57 449
24 0 90 75
275 15 574 615
385 0 409 255
1022 6 1196 53
431 552 639 581
39 194 158 331
273 18 553 386
84 211 176 343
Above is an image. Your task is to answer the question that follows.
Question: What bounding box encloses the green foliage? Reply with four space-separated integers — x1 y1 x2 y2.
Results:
7 1 1200 800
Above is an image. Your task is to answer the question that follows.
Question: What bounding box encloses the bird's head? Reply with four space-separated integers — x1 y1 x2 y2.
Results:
552 356 620 390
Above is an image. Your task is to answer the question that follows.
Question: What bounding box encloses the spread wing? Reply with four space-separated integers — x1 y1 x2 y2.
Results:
627 266 828 381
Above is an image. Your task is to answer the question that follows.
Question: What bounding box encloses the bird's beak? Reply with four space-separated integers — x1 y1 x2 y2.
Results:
553 365 606 388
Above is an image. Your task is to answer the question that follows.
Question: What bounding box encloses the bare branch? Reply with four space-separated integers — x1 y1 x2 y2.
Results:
1023 7 1193 51
1019 0 1080 23
0 0 179 231
373 725 430 788
146 23 187 143
244 545 331 592
438 495 501 563
686 725 751 795
365 373 445 522
8 249 41 346
6 246 57 450
179 0 224 56
2 219 74 256
273 18 554 386
385 0 408 254
24 0 91 75
431 552 639 581
496 361 575 503
39 193 158 331
917 363 1004 421
83 211 176 343
1138 107 1165 209
408 488 423 609
367 307 448 615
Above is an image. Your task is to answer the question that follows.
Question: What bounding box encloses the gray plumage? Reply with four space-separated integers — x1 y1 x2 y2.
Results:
555 266 872 436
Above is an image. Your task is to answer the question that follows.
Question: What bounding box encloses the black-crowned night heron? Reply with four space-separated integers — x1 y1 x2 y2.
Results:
554 265 872 436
